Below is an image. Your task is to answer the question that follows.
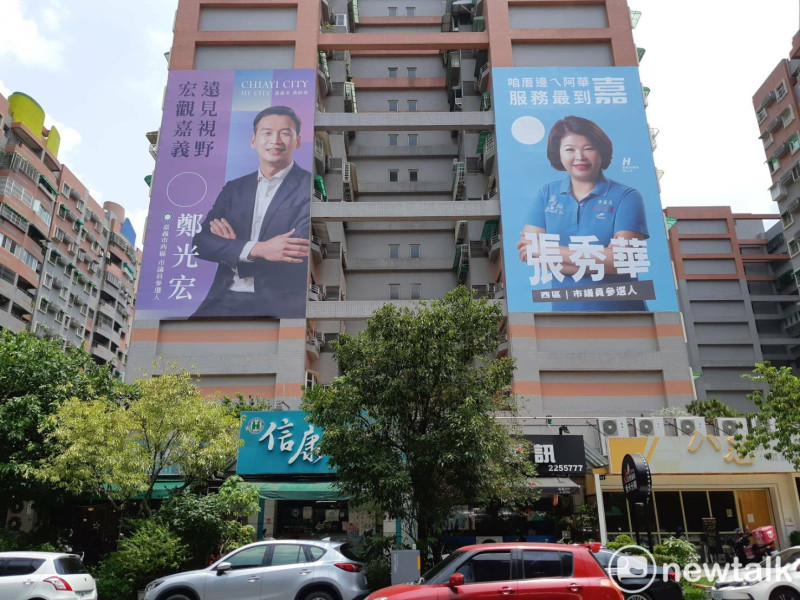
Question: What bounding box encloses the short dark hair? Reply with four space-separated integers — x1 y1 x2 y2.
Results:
546 116 613 171
252 105 302 135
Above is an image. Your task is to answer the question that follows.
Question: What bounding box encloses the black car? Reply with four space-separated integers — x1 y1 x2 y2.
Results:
593 548 684 600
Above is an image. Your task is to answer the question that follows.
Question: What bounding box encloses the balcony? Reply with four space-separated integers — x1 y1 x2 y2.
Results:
453 243 469 283
98 300 116 319
344 82 357 113
477 132 495 172
308 283 325 302
343 162 358 202
477 62 491 93
452 162 466 201
489 282 505 299
311 198 500 222
91 342 116 363
306 332 324 359
314 136 328 174
317 51 331 96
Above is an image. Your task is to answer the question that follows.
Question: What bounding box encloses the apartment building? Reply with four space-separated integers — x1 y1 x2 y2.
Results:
0 91 140 375
664 206 793 411
129 0 694 418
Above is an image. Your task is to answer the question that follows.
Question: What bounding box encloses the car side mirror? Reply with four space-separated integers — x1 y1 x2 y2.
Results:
216 562 232 575
448 573 464 588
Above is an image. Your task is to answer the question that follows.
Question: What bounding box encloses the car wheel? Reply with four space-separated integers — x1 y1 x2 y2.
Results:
625 592 652 600
771 588 800 600
163 594 193 600
302 591 335 600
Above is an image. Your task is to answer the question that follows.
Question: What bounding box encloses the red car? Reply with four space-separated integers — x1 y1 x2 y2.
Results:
367 542 623 600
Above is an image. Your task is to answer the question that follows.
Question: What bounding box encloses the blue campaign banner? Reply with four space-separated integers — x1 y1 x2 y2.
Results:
492 67 678 313
237 411 334 475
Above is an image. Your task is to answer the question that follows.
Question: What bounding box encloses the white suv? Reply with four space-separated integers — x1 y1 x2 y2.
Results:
0 551 97 600
144 539 368 600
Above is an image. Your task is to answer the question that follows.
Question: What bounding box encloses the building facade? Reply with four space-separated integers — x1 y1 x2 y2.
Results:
664 206 794 411
0 91 140 375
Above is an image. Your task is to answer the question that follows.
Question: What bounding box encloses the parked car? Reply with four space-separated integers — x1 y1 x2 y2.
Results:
366 542 623 600
712 546 800 600
593 547 682 600
143 538 368 600
0 551 97 600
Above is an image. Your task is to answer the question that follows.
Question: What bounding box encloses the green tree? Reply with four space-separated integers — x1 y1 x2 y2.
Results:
301 287 536 564
686 398 740 418
738 362 800 468
36 365 242 512
0 330 125 509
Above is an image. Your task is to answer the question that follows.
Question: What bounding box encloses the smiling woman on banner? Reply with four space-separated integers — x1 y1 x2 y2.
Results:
515 115 649 311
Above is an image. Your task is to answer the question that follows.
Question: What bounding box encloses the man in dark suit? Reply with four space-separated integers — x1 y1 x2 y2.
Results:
192 105 311 318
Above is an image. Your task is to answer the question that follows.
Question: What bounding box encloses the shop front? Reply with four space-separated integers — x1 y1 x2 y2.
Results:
441 434 588 549
237 410 377 541
593 434 800 551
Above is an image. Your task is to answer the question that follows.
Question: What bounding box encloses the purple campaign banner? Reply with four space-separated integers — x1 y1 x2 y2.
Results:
137 69 316 319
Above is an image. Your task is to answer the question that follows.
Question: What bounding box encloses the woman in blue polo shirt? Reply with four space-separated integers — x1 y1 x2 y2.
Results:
515 115 649 311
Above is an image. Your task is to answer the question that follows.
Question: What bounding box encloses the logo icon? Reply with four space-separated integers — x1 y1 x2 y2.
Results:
608 545 657 594
246 417 265 434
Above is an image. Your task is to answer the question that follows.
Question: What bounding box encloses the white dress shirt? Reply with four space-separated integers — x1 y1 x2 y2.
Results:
229 162 294 293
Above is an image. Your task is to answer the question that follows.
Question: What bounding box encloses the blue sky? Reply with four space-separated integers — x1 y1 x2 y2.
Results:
0 0 797 248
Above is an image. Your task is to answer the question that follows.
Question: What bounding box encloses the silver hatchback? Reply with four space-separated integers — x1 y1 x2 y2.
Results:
143 539 369 600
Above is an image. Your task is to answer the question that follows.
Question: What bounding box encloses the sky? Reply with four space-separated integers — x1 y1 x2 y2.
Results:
0 0 798 247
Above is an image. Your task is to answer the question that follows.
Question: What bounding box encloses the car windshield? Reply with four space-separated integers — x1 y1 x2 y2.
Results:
760 548 800 568
55 556 89 575
417 551 466 584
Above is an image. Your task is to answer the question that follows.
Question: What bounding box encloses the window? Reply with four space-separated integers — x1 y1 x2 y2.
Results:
408 134 418 147
769 157 780 173
409 169 418 182
388 6 397 16
226 545 267 570
389 284 400 299
407 67 417 79
389 170 399 182
408 100 418 112
763 133 774 149
2 558 45 576
782 211 795 228
307 546 325 561
790 134 800 154
781 105 796 126
777 81 788 100
389 134 399 147
456 551 512 584
43 273 53 288
389 244 400 258
388 67 398 78
409 244 420 258
270 544 306 566
388 100 398 112
410 283 421 299
406 7 415 16
757 108 768 123
522 550 573 579
334 13 348 26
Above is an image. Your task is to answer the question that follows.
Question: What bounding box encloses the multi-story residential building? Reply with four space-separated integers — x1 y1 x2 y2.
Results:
664 206 794 411
753 31 800 370
0 91 140 375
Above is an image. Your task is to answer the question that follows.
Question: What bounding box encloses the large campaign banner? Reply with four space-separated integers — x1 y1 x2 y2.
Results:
137 69 315 319
493 67 677 313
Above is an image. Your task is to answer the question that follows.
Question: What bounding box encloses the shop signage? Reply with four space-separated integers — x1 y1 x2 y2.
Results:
523 435 586 475
621 453 651 502
608 436 794 474
237 411 334 475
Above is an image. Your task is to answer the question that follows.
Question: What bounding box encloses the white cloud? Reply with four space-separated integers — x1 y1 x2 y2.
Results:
0 0 65 68
43 115 82 158
41 0 69 30
0 80 10 98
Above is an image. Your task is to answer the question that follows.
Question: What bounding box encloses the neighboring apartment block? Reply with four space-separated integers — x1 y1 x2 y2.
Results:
0 91 140 375
128 0 694 416
664 206 793 412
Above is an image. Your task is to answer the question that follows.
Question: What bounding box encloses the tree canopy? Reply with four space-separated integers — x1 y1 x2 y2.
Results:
0 330 125 507
737 362 800 469
301 287 536 557
36 365 242 512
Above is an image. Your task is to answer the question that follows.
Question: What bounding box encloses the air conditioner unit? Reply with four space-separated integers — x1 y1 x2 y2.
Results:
714 417 748 437
676 417 707 437
6 500 37 532
752 416 777 433
598 418 629 455
634 417 665 437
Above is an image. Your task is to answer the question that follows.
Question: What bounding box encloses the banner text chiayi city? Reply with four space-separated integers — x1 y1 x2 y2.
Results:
493 67 677 313
137 69 315 319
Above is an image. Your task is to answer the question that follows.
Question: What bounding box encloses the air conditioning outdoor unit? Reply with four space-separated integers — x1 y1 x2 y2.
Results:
752 416 777 433
714 417 748 437
634 417 665 437
598 418 628 455
6 501 37 532
676 417 707 437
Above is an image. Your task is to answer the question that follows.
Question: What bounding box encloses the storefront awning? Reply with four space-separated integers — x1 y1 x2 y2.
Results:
256 481 346 501
528 477 580 495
